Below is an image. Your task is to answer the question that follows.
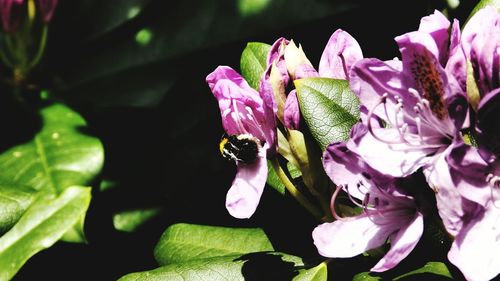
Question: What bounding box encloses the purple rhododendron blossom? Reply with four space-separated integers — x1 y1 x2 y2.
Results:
314 134 424 272
207 66 276 219
348 10 468 188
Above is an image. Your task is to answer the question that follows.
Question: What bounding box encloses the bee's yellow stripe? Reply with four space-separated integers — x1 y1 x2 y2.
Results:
219 137 229 155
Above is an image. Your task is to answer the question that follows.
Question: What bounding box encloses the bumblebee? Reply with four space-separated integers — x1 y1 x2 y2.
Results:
219 134 261 164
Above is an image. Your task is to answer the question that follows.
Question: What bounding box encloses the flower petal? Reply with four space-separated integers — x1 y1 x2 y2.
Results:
225 149 268 219
425 144 482 236
448 205 500 281
312 214 396 258
371 213 424 272
349 58 410 124
348 127 431 177
283 90 300 130
446 141 497 207
319 29 363 80
418 10 450 66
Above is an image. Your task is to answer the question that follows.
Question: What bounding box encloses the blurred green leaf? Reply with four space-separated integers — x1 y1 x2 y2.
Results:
0 185 36 235
53 0 361 107
293 262 328 281
154 223 274 265
295 78 359 150
0 103 104 194
61 0 152 40
0 186 91 281
240 42 271 89
113 207 162 233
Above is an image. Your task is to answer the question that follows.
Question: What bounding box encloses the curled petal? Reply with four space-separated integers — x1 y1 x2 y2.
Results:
319 29 363 80
313 214 396 258
448 205 500 281
371 213 424 272
418 10 450 66
226 149 268 219
283 90 300 130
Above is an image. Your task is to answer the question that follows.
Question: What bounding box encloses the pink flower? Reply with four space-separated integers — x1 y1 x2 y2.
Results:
207 66 276 218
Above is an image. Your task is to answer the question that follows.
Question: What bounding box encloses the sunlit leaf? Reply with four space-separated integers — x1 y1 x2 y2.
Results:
0 103 104 194
0 186 91 281
293 262 328 281
295 78 359 150
0 184 36 235
240 42 271 89
154 223 274 265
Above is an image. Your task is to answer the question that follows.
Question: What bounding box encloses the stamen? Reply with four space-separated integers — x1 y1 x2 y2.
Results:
330 185 346 220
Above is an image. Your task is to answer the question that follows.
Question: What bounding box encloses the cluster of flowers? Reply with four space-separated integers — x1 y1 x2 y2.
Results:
207 6 499 281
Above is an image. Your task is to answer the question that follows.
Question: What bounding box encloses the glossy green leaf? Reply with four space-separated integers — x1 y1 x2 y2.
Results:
240 42 271 89
120 252 304 281
393 262 452 280
113 207 162 233
0 103 104 194
154 223 274 265
0 186 91 281
0 185 36 235
293 262 328 281
267 160 286 195
295 78 359 150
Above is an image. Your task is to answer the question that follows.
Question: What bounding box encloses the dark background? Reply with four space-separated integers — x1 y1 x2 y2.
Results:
8 0 479 280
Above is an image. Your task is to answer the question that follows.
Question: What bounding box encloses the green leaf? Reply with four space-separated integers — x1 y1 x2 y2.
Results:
0 103 104 194
352 272 382 281
295 78 359 150
154 223 274 265
293 262 328 281
287 161 302 179
119 252 304 281
267 160 286 195
0 184 36 235
0 186 91 281
393 262 452 280
240 42 271 89
113 207 162 233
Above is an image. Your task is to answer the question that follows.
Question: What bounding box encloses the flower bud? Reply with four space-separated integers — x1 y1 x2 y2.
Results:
284 40 313 80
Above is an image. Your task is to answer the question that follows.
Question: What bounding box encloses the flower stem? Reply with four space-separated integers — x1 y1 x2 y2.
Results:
270 158 323 221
